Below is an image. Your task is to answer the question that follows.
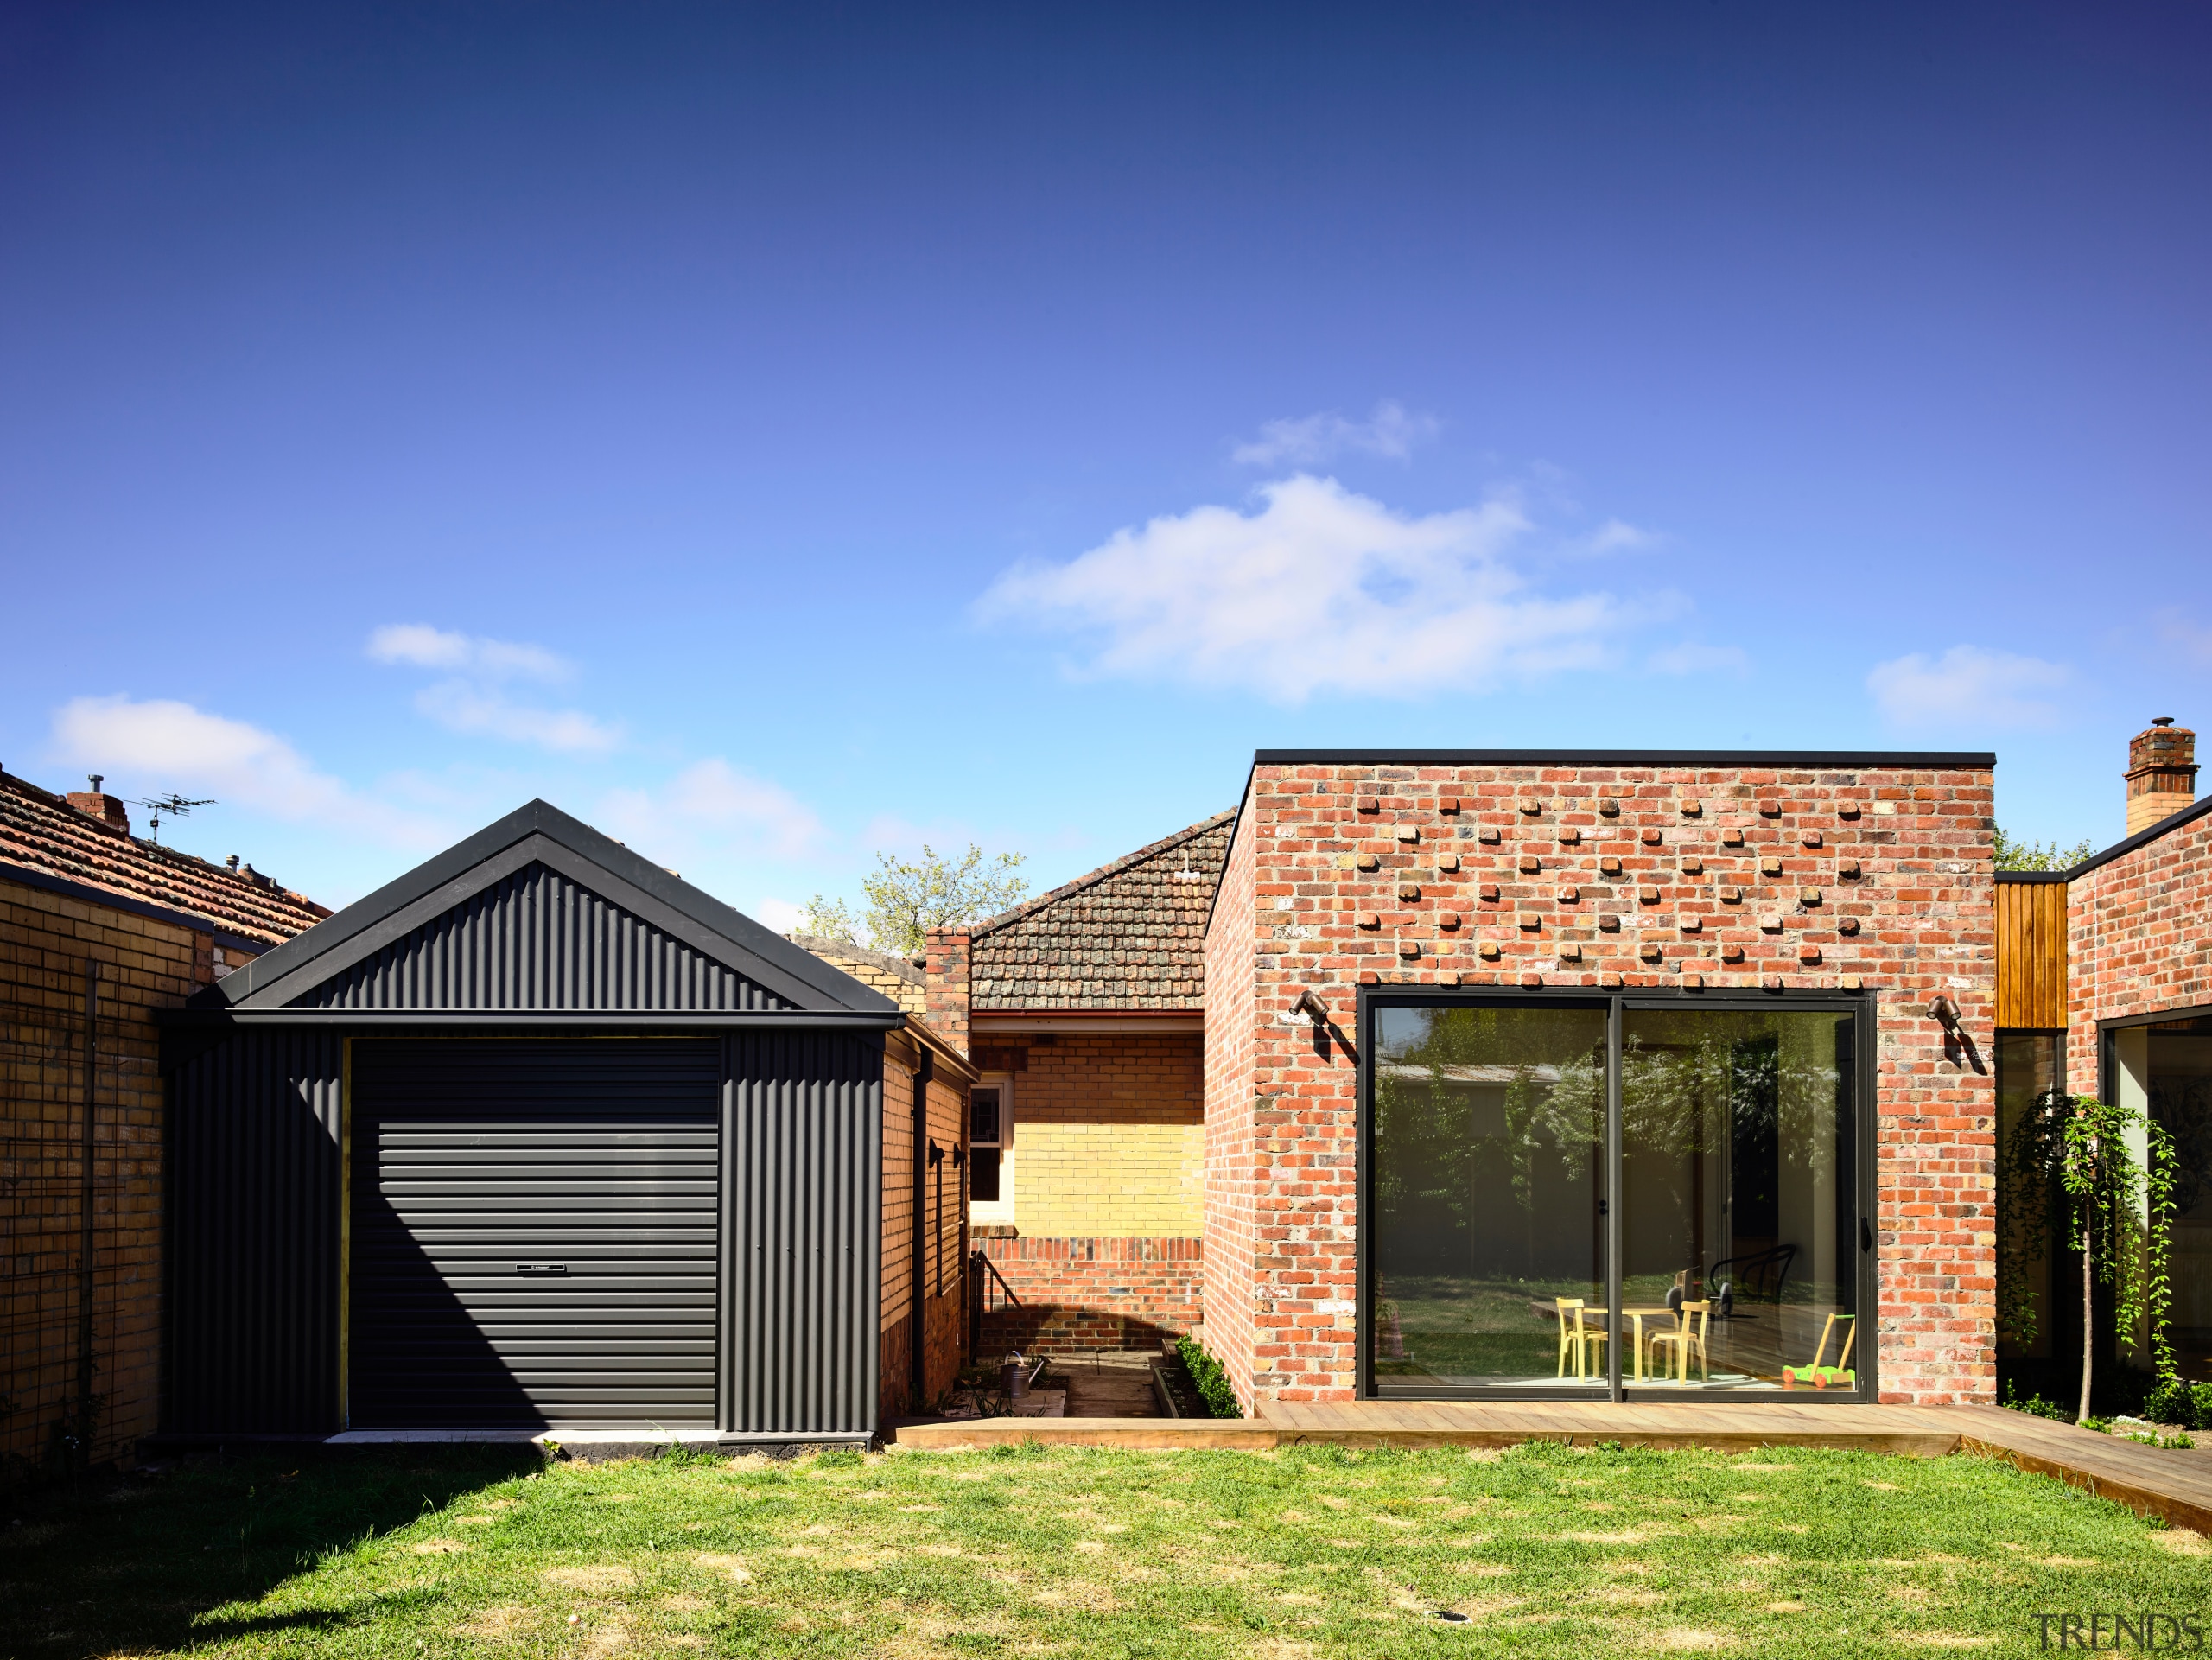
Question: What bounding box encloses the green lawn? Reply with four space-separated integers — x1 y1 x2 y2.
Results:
2 1440 2206 1657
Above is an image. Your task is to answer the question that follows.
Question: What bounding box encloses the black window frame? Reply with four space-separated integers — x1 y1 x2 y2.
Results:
1356 983 1879 1404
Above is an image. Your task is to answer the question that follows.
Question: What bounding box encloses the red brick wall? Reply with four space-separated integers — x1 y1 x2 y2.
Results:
976 1234 1201 1352
880 1032 974 1422
1203 760 1998 1409
2066 808 2212 1088
1202 794 1261 1402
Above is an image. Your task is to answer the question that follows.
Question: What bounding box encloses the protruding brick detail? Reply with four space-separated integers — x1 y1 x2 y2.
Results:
924 929 971 1058
2125 717 2197 836
1204 758 1997 1411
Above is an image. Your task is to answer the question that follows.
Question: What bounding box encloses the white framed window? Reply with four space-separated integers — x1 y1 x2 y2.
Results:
969 1078 1013 1224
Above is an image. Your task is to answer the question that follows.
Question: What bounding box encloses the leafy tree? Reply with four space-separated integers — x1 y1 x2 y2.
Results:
2006 1090 2178 1421
806 843 1028 957
1994 827 2096 871
796 895 861 944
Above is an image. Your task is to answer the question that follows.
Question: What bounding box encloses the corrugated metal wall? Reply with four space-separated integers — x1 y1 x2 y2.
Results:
299 862 792 1013
168 1025 886 1439
166 1030 342 1433
723 1031 882 1438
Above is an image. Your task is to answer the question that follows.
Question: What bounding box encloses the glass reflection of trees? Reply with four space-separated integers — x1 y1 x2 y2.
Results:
1372 1006 1604 1275
1619 1016 1845 1191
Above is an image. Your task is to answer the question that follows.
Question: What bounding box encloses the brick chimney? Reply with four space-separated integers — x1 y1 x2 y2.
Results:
65 774 130 836
2126 717 2197 836
922 927 971 1059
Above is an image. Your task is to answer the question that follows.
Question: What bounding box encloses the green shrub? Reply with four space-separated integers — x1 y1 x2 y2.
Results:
2144 1377 2212 1430
2001 1382 2074 1423
1175 1336 1242 1419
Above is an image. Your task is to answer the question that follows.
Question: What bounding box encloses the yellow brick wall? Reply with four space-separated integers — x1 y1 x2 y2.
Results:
795 939 927 1016
2 877 200 1477
982 1033 1204 1239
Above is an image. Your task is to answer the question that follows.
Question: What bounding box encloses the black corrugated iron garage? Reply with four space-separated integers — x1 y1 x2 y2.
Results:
348 1038 724 1428
159 801 963 1446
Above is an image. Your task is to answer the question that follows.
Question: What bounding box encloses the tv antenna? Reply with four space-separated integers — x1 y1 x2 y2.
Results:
132 793 215 843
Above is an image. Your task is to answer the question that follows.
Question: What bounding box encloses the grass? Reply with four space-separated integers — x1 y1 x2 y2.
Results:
2 1440 2208 1657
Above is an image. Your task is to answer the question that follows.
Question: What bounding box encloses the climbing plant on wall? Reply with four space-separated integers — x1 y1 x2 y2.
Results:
2002 1090 2178 1420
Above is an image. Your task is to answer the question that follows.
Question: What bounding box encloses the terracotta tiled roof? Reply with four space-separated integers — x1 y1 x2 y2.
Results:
0 770 330 946
969 811 1235 1010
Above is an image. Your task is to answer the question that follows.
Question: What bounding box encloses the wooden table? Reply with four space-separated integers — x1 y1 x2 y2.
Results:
1559 1307 1681 1380
1620 1307 1678 1380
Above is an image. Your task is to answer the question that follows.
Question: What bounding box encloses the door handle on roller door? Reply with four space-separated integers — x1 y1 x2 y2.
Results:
516 1263 569 1275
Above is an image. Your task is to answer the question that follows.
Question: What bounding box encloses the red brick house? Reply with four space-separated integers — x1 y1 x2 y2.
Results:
1996 719 2212 1391
1 771 327 1474
933 750 2004 1410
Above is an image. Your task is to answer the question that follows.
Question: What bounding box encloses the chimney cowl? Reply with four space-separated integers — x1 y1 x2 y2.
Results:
2126 717 2198 836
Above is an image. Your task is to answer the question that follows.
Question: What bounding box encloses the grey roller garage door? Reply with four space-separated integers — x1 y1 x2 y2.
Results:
349 1038 721 1428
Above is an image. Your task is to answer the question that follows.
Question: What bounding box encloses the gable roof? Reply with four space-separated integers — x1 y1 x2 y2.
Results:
212 798 899 1021
969 810 1235 1011
0 769 329 947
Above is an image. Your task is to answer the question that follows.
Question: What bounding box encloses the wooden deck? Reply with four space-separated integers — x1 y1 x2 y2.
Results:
891 1400 2212 1534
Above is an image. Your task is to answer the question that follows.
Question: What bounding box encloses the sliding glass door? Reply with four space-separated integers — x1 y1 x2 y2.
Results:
1364 993 1870 1401
1369 1004 1607 1395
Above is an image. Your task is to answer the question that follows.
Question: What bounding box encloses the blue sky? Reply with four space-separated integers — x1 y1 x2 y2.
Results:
3 3 2208 923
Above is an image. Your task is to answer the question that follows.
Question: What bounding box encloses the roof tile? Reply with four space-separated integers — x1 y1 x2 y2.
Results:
969 810 1233 1010
0 771 329 945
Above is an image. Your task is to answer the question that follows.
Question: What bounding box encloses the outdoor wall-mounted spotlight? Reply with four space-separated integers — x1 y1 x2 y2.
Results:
1294 988 1331 1027
1926 995 1962 1032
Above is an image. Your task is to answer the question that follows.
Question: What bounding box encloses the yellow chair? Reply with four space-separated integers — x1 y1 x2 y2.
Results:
1646 1300 1711 1383
1554 1297 1610 1380
1783 1314 1856 1389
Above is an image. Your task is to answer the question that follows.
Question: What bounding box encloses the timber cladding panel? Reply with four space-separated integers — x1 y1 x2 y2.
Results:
1204 759 1999 1410
1 878 194 1473
1994 879 2068 1030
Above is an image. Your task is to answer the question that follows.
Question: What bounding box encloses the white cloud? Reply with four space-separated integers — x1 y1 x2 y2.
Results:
369 623 619 754
49 695 445 849
412 683 622 756
1866 646 2072 729
1586 518 1656 555
597 759 824 871
366 624 570 682
1231 401 1438 467
1649 642 1751 676
977 474 1649 703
